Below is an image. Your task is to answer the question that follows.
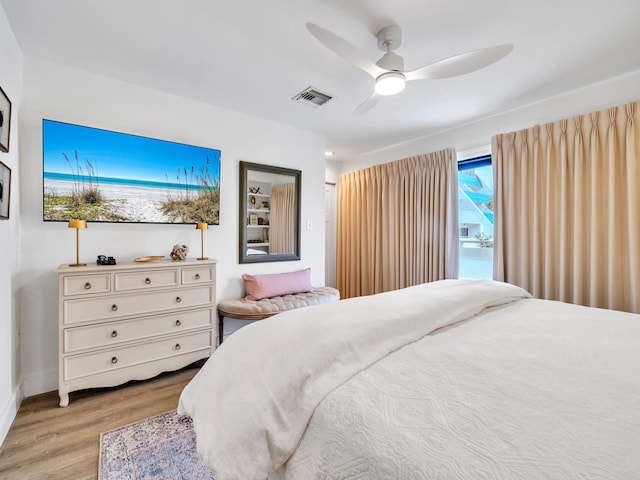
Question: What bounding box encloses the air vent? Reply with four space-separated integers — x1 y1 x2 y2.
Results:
292 87 333 108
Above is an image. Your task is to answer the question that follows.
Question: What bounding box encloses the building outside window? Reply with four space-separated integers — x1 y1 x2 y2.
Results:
458 155 493 279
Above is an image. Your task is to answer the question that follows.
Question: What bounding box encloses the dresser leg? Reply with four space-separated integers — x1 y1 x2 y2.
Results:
218 313 224 345
59 386 70 408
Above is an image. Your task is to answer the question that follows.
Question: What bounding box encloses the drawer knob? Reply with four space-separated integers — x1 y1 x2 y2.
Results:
111 304 118 312
111 356 118 364
175 319 182 327
145 277 151 284
175 343 181 351
195 273 201 280
111 330 118 338
176 296 182 303
84 282 92 290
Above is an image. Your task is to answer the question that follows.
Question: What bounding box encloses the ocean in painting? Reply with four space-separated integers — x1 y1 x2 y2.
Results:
43 172 207 195
43 172 210 192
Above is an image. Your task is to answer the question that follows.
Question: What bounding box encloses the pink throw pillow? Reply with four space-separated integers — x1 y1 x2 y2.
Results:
242 268 312 301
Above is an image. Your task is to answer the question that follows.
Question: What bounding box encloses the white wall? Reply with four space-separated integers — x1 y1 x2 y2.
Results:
325 159 340 185
0 6 23 445
339 70 640 173
18 57 326 397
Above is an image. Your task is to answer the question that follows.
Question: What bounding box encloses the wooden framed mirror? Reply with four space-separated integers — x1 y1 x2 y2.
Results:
239 161 301 264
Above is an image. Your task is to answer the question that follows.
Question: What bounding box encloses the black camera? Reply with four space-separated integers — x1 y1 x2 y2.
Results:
97 255 116 265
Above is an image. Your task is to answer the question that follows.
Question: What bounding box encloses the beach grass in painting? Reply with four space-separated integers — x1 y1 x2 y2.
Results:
42 120 221 224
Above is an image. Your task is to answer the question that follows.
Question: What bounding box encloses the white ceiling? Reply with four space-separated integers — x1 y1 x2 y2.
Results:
2 0 640 160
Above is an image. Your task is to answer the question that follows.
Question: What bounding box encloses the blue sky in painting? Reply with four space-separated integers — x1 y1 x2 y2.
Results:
42 120 221 185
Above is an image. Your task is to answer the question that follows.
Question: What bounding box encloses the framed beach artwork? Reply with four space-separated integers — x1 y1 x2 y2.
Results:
42 119 221 224
0 160 11 219
0 86 11 153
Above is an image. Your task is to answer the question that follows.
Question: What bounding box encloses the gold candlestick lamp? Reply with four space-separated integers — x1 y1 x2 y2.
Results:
196 222 208 260
68 219 87 267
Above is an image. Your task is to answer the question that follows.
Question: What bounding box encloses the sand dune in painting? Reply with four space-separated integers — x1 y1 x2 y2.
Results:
45 179 172 222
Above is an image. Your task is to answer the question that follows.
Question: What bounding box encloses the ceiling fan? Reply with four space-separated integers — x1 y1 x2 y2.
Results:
306 23 513 115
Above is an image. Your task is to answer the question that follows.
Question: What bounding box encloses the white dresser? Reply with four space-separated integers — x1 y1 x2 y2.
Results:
56 258 217 407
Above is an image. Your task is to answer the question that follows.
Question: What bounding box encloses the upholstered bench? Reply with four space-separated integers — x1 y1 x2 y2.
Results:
217 286 340 344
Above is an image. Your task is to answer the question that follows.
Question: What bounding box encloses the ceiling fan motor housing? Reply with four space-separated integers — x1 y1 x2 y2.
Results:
376 25 402 51
376 50 404 71
375 25 404 72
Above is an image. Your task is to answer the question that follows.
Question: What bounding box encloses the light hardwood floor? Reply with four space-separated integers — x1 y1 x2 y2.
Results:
0 366 200 480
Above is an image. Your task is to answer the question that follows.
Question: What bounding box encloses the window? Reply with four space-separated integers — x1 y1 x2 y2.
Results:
458 155 493 279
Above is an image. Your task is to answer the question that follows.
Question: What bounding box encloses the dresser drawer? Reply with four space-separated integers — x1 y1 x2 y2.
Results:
63 308 213 353
64 330 212 380
182 266 215 285
63 286 213 325
63 274 111 296
114 269 179 291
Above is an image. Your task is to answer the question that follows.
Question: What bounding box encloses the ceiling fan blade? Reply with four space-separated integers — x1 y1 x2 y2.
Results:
354 92 381 116
404 43 513 81
306 23 385 79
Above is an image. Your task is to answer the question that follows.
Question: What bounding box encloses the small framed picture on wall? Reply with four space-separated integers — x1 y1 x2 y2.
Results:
0 160 11 219
0 86 11 153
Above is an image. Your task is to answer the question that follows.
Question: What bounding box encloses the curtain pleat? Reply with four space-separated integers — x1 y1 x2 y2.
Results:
493 100 640 313
270 183 295 254
337 148 458 299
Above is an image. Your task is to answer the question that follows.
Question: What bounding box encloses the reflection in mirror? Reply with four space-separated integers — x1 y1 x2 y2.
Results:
239 161 301 264
270 183 296 254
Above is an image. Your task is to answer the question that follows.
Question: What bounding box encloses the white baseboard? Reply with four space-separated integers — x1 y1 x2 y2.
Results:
0 382 24 448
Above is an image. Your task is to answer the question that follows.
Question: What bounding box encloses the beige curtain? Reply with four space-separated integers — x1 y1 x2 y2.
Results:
270 183 296 254
337 148 459 299
493 100 640 313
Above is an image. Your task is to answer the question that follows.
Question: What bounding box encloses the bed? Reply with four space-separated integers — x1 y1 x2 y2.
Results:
178 279 640 480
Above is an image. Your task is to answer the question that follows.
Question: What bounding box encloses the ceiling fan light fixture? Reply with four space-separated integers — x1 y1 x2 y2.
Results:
375 72 406 96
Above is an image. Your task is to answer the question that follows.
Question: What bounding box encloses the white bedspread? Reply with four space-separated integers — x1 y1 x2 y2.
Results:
178 279 530 479
277 297 640 479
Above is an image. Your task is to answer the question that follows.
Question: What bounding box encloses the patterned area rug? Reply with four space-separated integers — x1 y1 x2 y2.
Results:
98 410 215 479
